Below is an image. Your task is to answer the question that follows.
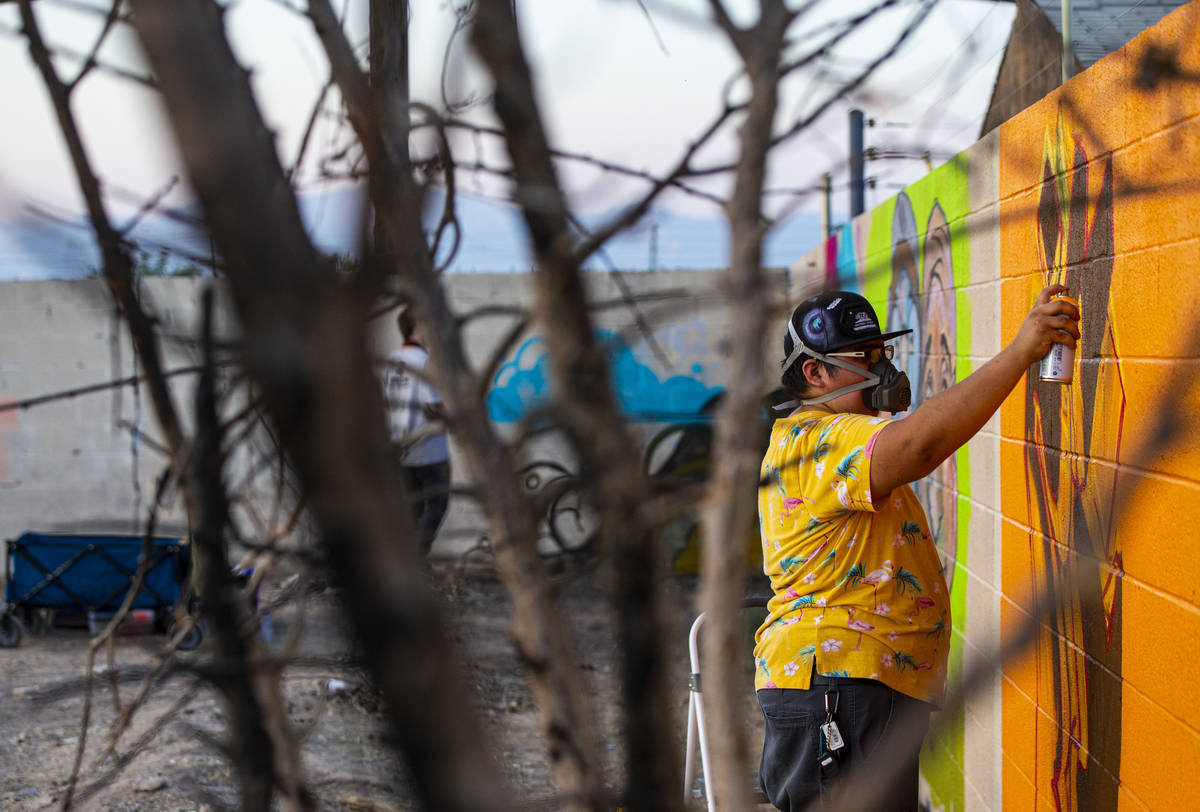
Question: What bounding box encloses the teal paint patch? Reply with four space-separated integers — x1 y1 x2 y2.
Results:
835 223 857 284
487 329 724 423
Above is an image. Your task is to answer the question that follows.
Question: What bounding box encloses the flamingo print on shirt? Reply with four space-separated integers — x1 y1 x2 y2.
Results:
861 560 893 605
846 607 876 651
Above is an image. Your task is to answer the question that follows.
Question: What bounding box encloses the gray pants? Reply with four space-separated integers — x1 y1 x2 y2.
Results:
757 670 933 812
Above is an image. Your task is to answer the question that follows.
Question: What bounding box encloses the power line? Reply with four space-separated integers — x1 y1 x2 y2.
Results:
905 2 1014 145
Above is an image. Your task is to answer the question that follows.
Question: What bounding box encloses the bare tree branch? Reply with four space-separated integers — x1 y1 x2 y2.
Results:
65 0 122 90
439 118 732 206
472 3 685 809
0 17 155 86
126 3 513 810
18 0 185 457
697 2 795 807
0 364 205 413
189 289 314 812
308 3 615 810
287 77 334 182
116 175 181 236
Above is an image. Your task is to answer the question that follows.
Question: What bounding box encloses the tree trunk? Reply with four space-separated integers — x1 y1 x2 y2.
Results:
472 4 685 810
698 5 792 810
128 3 507 810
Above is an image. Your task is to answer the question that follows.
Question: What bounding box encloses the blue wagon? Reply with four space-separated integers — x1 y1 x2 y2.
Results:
1 532 195 648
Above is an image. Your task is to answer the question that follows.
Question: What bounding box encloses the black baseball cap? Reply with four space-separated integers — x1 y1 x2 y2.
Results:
786 290 912 357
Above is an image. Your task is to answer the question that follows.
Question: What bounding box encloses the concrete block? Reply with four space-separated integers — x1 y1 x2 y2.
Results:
1121 471 1200 603
1115 121 1200 255
961 280 1003 358
963 569 1002 661
964 205 1001 287
1118 0 1200 153
1118 677 1200 809
965 498 1002 591
967 128 1000 216
1121 576 1200 734
966 430 1001 514
961 651 1002 812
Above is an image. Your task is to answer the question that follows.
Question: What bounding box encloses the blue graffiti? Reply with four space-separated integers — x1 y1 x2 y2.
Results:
487 329 724 423
486 336 553 423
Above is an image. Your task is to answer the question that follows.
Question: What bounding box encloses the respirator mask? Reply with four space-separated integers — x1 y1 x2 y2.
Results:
780 318 912 413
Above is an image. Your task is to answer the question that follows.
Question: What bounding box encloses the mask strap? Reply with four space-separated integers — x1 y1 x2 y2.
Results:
779 318 880 410
780 318 807 376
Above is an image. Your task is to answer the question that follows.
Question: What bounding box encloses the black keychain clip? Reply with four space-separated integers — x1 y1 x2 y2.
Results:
818 683 844 779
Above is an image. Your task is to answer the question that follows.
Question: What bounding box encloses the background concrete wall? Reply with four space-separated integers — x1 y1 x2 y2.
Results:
790 2 1200 808
0 279 233 544
369 268 789 562
0 269 788 573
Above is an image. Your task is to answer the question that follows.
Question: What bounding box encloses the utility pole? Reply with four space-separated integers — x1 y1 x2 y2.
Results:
849 109 865 218
1061 0 1074 83
821 173 832 241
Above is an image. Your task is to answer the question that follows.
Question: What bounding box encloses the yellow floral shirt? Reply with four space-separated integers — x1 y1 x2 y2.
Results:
754 410 950 706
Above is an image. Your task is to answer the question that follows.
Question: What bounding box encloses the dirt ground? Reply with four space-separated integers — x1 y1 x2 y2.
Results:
0 561 768 811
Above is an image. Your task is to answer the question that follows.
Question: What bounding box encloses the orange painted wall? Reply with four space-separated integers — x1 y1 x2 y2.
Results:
997 2 1200 809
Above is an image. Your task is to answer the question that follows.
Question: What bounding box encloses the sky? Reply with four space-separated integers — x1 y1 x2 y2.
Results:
0 0 1015 276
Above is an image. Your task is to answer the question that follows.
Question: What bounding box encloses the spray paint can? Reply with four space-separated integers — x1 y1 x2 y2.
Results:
1039 294 1079 384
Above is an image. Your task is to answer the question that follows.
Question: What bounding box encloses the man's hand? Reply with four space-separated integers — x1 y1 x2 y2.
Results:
1009 284 1081 367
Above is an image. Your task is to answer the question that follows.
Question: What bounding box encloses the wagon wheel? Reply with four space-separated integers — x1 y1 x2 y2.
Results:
169 615 205 651
176 623 204 651
0 611 24 648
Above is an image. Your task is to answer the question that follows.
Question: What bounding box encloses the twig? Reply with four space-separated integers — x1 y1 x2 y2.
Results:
0 19 154 87
287 78 334 182
17 0 185 459
66 0 124 91
117 176 181 236
0 365 208 414
60 466 176 811
440 118 730 207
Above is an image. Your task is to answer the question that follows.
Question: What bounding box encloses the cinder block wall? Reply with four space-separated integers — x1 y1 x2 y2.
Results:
789 3 1200 808
0 269 780 567
0 278 235 542
369 268 788 559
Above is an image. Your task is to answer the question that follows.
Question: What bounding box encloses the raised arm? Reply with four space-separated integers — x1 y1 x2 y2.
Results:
869 284 1080 501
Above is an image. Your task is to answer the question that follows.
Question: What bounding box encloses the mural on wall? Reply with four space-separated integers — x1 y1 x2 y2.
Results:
885 195 961 592
821 158 972 810
824 155 971 594
1019 106 1125 811
486 322 726 424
